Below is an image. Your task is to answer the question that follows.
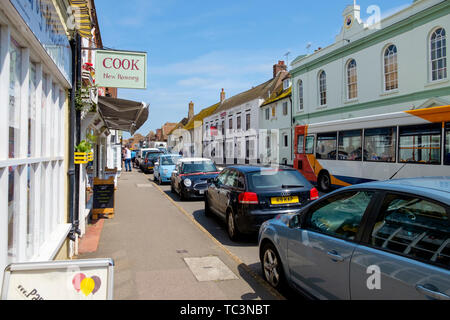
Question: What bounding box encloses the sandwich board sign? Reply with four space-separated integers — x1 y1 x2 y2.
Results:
1 259 114 300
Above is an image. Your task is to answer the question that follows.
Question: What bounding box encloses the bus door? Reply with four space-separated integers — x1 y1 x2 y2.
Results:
295 126 317 182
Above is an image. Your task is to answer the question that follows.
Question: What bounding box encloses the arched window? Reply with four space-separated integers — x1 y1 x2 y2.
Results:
347 59 358 99
298 80 304 111
319 71 327 106
431 28 447 81
384 45 398 91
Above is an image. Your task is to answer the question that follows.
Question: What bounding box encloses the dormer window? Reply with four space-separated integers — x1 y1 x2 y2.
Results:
283 79 291 90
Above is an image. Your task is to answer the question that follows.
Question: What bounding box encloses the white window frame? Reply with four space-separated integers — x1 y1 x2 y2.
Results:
318 70 327 106
383 44 399 92
346 59 358 100
298 79 304 111
430 27 447 82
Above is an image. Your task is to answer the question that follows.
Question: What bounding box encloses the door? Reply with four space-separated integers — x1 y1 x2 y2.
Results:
350 192 450 300
219 170 239 214
208 170 229 217
287 190 376 299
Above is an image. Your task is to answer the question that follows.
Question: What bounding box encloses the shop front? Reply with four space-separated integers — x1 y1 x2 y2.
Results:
0 0 74 285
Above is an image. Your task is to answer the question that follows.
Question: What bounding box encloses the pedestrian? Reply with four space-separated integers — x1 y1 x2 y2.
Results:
131 149 137 168
125 147 132 172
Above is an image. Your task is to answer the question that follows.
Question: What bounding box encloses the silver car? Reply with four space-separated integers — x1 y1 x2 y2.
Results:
258 177 450 300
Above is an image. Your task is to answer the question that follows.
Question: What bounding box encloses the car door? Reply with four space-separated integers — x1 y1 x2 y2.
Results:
287 190 376 300
219 169 239 214
154 156 161 178
173 163 182 191
350 192 450 300
208 170 229 216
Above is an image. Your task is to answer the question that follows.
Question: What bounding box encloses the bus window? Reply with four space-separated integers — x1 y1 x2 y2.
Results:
364 127 397 162
297 135 304 154
445 123 450 165
317 132 337 160
305 136 315 154
399 124 441 164
338 130 362 161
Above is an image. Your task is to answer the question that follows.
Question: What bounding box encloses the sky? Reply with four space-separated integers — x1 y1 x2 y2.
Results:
94 0 412 139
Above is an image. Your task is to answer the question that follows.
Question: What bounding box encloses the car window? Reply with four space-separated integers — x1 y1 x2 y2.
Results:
370 193 450 270
160 156 181 166
217 170 228 186
247 170 309 191
224 170 238 187
236 172 246 189
307 191 375 241
182 161 217 174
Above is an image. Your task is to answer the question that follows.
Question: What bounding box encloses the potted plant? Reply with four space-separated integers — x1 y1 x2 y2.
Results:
74 140 92 164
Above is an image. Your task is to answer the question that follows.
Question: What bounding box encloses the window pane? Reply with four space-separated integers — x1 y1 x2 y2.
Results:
370 193 449 270
305 136 315 154
9 38 21 159
41 74 48 156
399 124 441 164
431 28 447 82
8 166 19 263
298 80 304 111
338 130 362 161
248 170 308 191
26 164 35 259
308 191 374 240
445 123 450 165
29 63 37 158
364 127 397 162
317 132 337 160
297 135 304 154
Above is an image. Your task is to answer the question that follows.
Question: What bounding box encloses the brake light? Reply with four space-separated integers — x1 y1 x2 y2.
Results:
238 192 259 205
310 188 319 201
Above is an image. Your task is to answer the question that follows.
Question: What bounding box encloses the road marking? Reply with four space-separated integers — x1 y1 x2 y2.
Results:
184 256 239 282
151 181 286 300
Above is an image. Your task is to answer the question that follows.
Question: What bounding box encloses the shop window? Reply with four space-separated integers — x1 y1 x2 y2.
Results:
364 127 397 162
339 130 362 161
8 166 19 263
399 124 441 164
317 132 337 160
28 63 37 157
9 38 22 159
41 73 48 156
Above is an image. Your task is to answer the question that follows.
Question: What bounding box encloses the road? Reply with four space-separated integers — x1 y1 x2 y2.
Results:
143 171 305 300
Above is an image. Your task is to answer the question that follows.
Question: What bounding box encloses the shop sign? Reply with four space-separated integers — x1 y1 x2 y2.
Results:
95 50 147 89
9 0 72 83
1 259 114 300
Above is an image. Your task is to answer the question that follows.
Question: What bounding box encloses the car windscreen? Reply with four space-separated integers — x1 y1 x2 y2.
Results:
146 152 163 160
182 161 217 174
160 156 181 166
247 169 310 191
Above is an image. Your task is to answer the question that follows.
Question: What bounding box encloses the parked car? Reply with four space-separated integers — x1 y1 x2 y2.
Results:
154 154 182 184
171 158 220 200
141 149 164 173
136 148 155 169
258 177 450 300
205 165 319 241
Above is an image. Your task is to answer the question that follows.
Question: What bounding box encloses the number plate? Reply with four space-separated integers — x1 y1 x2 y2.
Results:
199 190 205 195
271 196 299 205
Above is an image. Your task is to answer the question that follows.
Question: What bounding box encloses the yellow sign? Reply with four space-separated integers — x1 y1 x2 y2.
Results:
271 196 300 205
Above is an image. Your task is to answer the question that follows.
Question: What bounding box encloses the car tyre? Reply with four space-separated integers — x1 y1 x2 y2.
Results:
227 210 241 241
158 176 162 185
180 188 188 201
170 181 175 193
261 242 286 291
204 196 212 217
318 171 332 193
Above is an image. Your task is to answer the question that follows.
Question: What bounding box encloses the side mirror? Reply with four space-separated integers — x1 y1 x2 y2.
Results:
288 214 302 229
155 162 159 166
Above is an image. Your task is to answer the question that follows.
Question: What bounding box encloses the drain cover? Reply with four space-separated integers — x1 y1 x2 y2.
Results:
184 256 238 282
136 184 153 188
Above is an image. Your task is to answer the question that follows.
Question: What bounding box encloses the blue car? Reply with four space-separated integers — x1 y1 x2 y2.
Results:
258 177 450 300
153 154 182 185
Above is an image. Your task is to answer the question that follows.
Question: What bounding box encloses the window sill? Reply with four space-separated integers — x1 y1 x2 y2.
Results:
317 105 328 110
424 78 449 88
344 98 359 105
380 89 399 97
30 224 72 262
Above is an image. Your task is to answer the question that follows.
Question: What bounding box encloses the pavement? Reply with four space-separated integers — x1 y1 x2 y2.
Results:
78 169 283 300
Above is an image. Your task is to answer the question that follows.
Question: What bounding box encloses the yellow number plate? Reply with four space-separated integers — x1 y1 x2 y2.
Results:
271 196 299 205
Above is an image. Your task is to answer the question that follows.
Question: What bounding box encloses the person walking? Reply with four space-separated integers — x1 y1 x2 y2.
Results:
131 149 137 168
125 147 132 172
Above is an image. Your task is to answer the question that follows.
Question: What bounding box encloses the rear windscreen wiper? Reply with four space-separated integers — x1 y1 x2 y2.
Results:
281 185 304 189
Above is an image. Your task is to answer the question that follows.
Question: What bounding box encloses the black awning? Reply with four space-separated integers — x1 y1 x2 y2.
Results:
98 96 149 135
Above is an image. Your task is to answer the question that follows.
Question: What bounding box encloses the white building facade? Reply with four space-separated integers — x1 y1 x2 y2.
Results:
0 0 73 280
291 0 450 127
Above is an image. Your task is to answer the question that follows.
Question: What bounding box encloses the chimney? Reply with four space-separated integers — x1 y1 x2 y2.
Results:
220 88 226 103
188 101 194 120
273 60 287 78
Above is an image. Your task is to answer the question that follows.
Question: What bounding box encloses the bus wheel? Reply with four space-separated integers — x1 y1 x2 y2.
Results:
318 172 332 193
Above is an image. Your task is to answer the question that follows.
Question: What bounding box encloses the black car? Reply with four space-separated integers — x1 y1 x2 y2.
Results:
171 159 220 200
141 151 164 173
204 165 319 241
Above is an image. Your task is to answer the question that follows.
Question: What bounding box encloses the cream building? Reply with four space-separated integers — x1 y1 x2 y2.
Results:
291 0 449 127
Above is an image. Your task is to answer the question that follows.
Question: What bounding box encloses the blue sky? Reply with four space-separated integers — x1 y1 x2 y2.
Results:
95 0 411 139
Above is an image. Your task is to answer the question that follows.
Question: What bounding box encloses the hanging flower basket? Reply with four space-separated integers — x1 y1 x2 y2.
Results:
88 152 94 162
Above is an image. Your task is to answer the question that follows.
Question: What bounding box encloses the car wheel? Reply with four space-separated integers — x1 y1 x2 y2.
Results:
204 197 212 217
158 176 162 185
153 173 157 182
171 182 175 193
261 242 285 290
318 171 332 193
180 188 187 201
227 210 240 241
